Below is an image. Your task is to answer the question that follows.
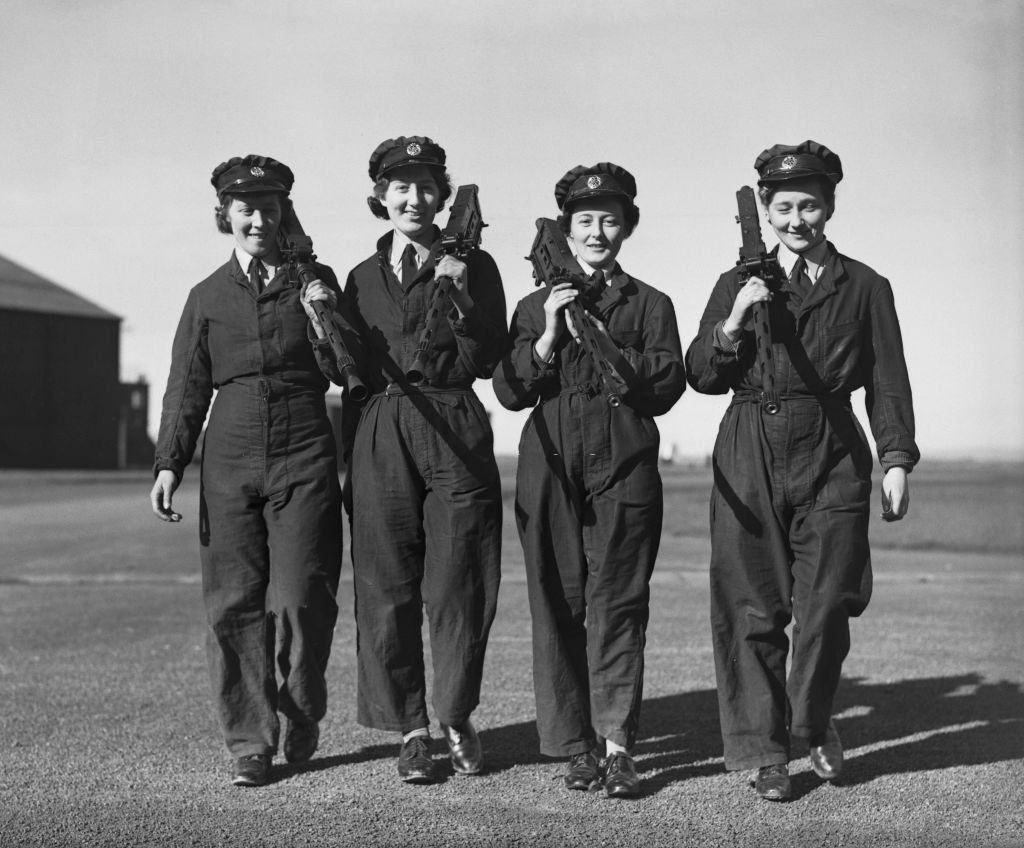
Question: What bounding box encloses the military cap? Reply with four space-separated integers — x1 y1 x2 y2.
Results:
368 136 446 181
754 140 843 186
211 154 294 196
554 162 638 210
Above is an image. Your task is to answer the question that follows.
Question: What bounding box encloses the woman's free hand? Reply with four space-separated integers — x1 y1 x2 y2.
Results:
150 469 182 522
880 467 910 522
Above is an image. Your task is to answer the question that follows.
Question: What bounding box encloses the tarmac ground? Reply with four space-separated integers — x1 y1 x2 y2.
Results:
0 463 1021 847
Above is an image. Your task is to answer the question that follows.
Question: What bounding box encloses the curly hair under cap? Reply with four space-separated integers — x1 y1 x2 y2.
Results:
366 167 453 221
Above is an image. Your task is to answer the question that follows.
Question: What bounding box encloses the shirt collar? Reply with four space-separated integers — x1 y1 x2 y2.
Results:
388 229 434 273
777 240 829 282
234 246 277 280
576 257 621 283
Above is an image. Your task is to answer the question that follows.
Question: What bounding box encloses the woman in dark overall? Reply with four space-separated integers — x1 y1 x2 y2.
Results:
685 141 919 801
322 136 505 784
150 156 344 787
493 164 686 797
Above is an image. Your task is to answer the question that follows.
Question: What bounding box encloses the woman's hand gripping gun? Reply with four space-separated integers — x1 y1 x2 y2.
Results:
735 186 786 414
278 207 368 402
527 218 635 407
405 184 487 384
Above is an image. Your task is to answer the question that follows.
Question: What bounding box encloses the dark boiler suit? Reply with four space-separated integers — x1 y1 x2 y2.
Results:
492 269 686 756
319 231 505 733
685 243 919 770
155 254 343 758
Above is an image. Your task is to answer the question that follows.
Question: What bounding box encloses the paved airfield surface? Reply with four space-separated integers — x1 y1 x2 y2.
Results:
1 463 1022 847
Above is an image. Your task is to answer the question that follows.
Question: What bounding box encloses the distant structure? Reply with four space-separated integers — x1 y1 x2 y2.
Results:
0 253 153 469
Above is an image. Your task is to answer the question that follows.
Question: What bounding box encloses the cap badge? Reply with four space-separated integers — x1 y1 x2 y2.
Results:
406 142 422 156
781 156 797 170
250 166 265 177
587 175 602 189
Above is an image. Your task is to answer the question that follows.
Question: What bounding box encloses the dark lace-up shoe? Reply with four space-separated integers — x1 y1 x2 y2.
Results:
397 736 437 784
231 754 271 787
283 719 319 764
564 751 601 791
752 763 791 801
604 753 641 798
441 720 483 775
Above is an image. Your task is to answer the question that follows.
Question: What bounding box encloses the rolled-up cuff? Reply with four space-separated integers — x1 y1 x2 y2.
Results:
712 321 744 355
880 450 917 473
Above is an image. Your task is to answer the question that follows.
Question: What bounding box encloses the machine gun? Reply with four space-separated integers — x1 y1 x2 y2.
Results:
526 218 634 407
405 184 487 384
278 206 368 402
735 185 787 414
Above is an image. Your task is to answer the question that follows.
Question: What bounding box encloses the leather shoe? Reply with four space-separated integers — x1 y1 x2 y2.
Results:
564 751 601 791
809 719 844 781
231 754 271 787
604 753 641 798
283 719 319 764
441 720 483 775
397 735 437 784
752 763 791 801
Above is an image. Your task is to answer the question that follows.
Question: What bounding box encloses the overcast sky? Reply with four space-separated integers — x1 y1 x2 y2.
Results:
2 0 1021 461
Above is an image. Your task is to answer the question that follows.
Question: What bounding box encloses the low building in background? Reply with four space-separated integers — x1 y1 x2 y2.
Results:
0 253 153 469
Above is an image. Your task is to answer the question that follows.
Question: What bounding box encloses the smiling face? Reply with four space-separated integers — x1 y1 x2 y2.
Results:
226 193 283 260
380 165 440 240
567 196 628 271
764 179 833 254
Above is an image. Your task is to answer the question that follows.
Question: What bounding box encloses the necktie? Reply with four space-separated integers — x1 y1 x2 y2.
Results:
400 243 418 286
249 258 264 293
789 256 810 301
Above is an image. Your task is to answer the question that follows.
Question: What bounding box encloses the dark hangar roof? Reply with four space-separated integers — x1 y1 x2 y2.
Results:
0 252 120 320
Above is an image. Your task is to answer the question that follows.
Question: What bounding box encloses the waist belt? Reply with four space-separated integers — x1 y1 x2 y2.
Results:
731 390 851 409
373 383 473 399
539 382 602 402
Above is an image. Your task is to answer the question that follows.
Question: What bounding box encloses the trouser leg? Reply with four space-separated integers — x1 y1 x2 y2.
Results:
264 458 342 725
199 471 277 758
709 411 794 771
420 464 501 727
788 454 872 739
585 462 663 752
350 400 429 732
517 452 594 757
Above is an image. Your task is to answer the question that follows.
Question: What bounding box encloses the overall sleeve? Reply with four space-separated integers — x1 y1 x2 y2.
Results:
447 249 508 379
493 295 559 412
618 291 686 417
153 287 213 480
863 277 920 472
685 271 751 394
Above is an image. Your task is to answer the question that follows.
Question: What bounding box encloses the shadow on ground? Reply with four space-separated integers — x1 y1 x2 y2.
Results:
475 672 1024 798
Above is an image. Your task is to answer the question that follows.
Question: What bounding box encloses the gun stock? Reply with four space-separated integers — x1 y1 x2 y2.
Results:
278 208 368 402
527 218 633 407
735 186 785 414
406 184 487 384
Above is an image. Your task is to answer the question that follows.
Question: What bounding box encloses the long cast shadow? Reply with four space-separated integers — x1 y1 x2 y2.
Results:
477 672 1024 798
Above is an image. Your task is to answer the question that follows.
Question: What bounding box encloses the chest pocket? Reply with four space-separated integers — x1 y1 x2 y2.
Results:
820 318 865 386
613 328 644 353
